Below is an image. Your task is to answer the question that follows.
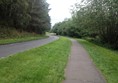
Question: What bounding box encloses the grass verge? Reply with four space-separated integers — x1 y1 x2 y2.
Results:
0 35 48 45
0 37 71 83
78 39 118 83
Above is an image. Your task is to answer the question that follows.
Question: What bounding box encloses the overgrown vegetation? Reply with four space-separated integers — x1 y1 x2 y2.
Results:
51 0 118 49
0 35 47 45
78 39 118 83
0 27 48 44
0 0 51 38
0 37 71 83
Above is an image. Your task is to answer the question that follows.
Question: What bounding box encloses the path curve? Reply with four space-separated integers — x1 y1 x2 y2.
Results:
63 39 106 83
0 36 59 57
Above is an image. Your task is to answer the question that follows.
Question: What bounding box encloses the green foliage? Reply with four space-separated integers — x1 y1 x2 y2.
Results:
0 37 71 83
0 25 47 44
73 0 118 49
28 0 51 34
0 0 51 37
78 39 118 83
52 0 118 49
51 19 82 38
0 0 30 29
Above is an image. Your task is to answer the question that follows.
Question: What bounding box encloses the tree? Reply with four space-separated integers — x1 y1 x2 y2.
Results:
0 0 51 34
71 0 118 49
52 0 118 49
0 0 30 29
28 0 51 34
51 19 82 38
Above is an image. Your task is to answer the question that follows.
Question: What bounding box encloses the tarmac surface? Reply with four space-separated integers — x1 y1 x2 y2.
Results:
0 36 59 57
63 39 106 83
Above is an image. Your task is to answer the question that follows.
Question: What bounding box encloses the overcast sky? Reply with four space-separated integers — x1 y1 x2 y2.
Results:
47 0 80 26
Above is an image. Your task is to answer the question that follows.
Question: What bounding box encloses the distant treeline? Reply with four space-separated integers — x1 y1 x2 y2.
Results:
0 0 51 34
51 0 118 49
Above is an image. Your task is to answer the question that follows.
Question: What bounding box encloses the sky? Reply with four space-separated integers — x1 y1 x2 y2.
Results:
47 0 80 26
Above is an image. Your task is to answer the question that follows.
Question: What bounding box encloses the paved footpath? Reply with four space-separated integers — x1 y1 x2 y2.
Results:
0 36 59 57
63 39 106 83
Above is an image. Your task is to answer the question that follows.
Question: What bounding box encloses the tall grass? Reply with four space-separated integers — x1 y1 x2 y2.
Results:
0 26 38 39
0 26 47 44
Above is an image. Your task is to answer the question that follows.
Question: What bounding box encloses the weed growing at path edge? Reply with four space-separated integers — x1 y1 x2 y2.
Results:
0 37 71 83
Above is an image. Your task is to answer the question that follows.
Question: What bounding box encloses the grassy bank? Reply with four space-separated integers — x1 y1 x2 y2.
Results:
0 35 48 45
78 39 118 83
0 27 48 45
0 37 71 83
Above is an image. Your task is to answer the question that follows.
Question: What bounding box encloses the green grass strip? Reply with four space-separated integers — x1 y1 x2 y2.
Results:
78 39 118 83
0 37 71 83
0 35 48 45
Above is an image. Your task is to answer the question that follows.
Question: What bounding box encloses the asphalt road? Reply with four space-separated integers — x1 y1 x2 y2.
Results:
0 36 59 58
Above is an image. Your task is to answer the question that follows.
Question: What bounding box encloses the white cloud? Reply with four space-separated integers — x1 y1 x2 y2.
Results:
47 0 80 26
